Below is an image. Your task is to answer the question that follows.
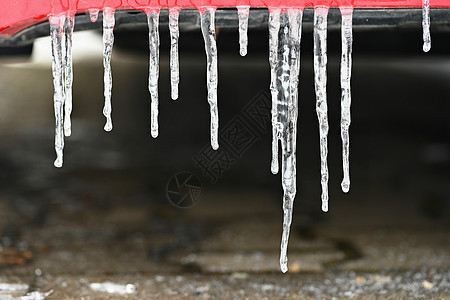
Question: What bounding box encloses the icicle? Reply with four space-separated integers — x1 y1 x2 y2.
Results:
268 9 281 174
147 10 160 138
313 6 329 212
169 8 180 101
277 9 303 274
50 15 66 168
340 7 353 193
422 0 431 52
102 8 115 132
89 8 100 22
63 15 74 137
200 8 219 150
237 6 250 56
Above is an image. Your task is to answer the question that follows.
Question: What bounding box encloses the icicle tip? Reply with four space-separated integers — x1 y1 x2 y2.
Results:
64 127 71 137
54 157 63 168
341 181 350 193
104 123 113 132
280 262 288 273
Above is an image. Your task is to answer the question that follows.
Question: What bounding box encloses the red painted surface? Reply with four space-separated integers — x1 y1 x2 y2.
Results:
0 0 449 37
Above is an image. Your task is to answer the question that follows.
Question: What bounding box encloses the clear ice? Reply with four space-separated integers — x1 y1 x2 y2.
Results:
313 6 329 212
340 7 353 193
237 6 250 56
63 15 74 137
422 0 431 52
274 9 303 274
45 4 361 273
102 8 115 132
169 8 180 100
200 8 219 150
269 9 281 174
148 10 161 138
50 15 66 168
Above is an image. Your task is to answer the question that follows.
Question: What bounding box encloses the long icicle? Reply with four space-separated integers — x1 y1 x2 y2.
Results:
340 7 353 193
169 8 180 100
102 8 115 132
148 10 161 138
422 0 431 52
279 8 303 274
313 6 329 212
268 9 281 174
50 15 66 168
237 6 250 57
200 7 219 150
63 14 74 137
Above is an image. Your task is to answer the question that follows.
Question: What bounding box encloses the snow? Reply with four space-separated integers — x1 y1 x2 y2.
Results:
16 290 53 300
0 283 29 293
89 282 136 295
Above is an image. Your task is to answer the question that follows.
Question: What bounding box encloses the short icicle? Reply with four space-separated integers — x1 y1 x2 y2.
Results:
147 10 161 138
89 8 100 22
200 7 219 150
278 9 303 274
63 15 74 137
169 8 180 100
102 8 115 132
313 6 330 212
340 7 353 193
237 6 250 56
50 15 66 168
268 9 281 174
422 0 431 52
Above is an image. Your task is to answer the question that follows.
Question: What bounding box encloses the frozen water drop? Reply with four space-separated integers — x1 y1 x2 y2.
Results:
200 8 219 150
169 8 180 101
89 8 100 22
422 0 431 52
340 7 353 194
63 15 74 137
237 6 250 57
313 6 330 212
49 14 66 168
103 8 115 132
147 10 160 138
322 201 328 212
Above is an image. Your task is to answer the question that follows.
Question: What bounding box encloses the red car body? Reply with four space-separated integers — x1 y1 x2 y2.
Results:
1 0 450 37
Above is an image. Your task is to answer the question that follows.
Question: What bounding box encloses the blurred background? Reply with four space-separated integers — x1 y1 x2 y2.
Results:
0 8 449 299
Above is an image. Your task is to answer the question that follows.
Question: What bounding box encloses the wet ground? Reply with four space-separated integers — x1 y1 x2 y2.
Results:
0 28 449 299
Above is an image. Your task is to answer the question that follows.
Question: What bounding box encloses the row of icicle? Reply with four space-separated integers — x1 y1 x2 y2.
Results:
49 3 433 272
